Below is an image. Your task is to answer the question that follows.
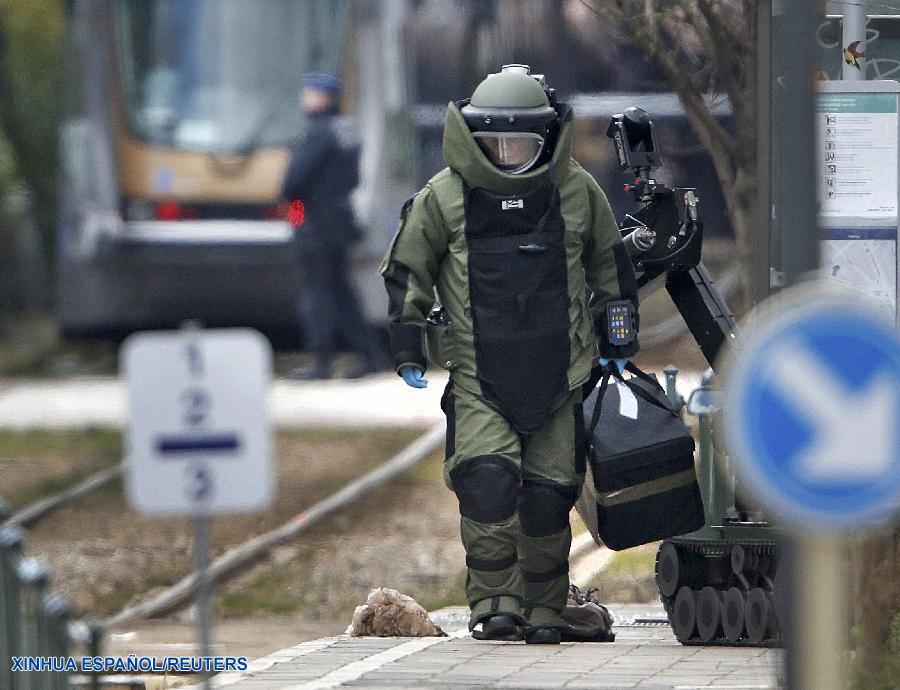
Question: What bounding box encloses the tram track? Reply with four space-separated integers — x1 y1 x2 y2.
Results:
6 426 626 633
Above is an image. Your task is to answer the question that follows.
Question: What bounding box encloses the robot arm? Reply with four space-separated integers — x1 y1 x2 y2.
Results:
607 107 737 367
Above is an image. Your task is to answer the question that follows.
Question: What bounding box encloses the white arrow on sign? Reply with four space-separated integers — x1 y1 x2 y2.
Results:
767 341 897 481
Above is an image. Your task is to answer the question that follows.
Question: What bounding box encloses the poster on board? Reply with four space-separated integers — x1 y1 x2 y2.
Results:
816 83 899 322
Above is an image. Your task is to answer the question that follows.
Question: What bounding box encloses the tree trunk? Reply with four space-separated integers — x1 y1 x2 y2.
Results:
724 164 759 304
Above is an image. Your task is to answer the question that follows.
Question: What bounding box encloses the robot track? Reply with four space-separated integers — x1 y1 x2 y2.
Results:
655 536 784 647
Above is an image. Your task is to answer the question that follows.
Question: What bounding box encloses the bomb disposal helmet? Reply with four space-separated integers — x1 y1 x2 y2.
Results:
461 65 559 174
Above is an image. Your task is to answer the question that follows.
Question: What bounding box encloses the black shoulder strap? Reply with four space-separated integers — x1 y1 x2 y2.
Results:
587 362 679 432
582 365 605 400
588 373 611 434
624 361 665 392
609 366 680 418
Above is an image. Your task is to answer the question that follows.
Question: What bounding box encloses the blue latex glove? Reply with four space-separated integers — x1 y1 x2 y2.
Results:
399 365 428 389
598 358 628 374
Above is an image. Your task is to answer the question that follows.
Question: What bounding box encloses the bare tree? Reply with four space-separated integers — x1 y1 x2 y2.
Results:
574 0 758 299
572 6 899 682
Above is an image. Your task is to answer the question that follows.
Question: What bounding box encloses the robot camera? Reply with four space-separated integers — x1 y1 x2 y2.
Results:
607 107 661 172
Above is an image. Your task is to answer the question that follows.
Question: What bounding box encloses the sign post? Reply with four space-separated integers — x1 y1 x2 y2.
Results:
122 327 273 689
722 285 900 690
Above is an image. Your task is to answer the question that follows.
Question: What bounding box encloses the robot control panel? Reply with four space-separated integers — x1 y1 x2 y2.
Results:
606 300 636 346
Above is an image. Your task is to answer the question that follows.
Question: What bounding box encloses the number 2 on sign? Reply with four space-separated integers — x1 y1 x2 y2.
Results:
182 388 210 427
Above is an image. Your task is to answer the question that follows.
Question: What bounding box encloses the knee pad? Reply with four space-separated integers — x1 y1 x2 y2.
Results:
518 476 579 537
450 455 520 523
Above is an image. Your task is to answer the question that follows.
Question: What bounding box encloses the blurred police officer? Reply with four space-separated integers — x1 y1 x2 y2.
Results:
284 72 380 380
380 65 639 644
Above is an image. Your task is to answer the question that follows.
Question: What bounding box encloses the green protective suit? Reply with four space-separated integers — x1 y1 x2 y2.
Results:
380 100 639 631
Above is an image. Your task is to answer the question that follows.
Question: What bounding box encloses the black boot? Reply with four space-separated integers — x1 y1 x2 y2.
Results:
477 614 523 641
525 626 562 645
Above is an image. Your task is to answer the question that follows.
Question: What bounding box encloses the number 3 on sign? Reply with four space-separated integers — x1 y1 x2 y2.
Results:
188 464 213 502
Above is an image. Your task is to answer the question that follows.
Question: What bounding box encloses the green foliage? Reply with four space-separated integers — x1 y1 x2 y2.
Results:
889 611 900 686
0 127 17 187
0 0 64 251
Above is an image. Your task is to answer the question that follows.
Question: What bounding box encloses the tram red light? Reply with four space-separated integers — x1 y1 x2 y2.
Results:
288 199 305 227
156 200 183 220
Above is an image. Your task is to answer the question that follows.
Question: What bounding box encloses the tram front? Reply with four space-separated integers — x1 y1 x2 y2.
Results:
58 0 354 336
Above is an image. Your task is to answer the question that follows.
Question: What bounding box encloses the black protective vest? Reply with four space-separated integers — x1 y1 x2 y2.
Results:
464 182 571 432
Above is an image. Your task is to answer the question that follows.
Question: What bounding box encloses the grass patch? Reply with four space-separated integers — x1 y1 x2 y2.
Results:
0 429 122 508
412 572 468 613
0 428 121 459
584 543 660 604
216 566 310 617
101 569 188 614
277 427 423 448
2 427 424 511
0 328 117 378
8 473 106 512
851 609 900 690
604 547 657 577
7 425 458 620
571 513 589 538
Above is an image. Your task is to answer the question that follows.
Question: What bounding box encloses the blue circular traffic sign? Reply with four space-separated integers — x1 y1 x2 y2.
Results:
723 286 900 532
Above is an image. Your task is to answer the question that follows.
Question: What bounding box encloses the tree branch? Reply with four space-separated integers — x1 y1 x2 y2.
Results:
627 9 738 183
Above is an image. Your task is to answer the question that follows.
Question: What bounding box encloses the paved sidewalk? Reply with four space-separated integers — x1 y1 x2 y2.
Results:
187 605 781 690
0 370 703 430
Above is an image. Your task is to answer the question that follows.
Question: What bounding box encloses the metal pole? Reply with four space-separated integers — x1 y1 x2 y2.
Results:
663 365 681 410
755 0 773 300
790 534 849 690
772 6 835 686
773 1 820 285
17 559 48 690
842 2 867 81
42 595 70 690
1 525 25 690
193 514 212 690
698 414 715 523
87 619 104 690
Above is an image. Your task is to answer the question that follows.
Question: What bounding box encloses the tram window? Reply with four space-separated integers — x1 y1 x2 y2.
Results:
114 0 350 152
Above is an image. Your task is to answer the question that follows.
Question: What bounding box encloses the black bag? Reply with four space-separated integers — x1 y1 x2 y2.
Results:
583 362 705 550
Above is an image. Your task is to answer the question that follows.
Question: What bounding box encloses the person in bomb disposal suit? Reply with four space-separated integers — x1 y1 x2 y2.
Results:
284 72 382 380
380 65 639 644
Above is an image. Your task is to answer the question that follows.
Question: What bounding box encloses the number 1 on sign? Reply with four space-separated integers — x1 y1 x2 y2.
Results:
185 343 204 377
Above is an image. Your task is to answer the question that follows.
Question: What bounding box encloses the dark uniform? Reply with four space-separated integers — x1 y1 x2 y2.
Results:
380 68 639 641
283 106 376 378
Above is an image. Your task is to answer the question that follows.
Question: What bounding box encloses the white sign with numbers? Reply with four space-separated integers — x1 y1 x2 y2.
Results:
122 328 273 515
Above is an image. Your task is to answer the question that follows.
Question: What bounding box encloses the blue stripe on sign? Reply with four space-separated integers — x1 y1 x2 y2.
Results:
156 434 241 455
819 228 898 240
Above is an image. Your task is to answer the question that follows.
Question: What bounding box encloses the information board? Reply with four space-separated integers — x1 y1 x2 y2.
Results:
816 81 900 323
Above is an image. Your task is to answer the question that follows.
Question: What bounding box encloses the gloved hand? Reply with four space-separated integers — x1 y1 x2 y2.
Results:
399 365 428 389
598 358 628 374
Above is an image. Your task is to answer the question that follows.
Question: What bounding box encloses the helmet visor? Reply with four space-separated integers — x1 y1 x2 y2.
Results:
472 132 544 174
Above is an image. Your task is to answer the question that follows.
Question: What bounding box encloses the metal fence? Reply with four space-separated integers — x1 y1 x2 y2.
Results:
1 499 104 690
